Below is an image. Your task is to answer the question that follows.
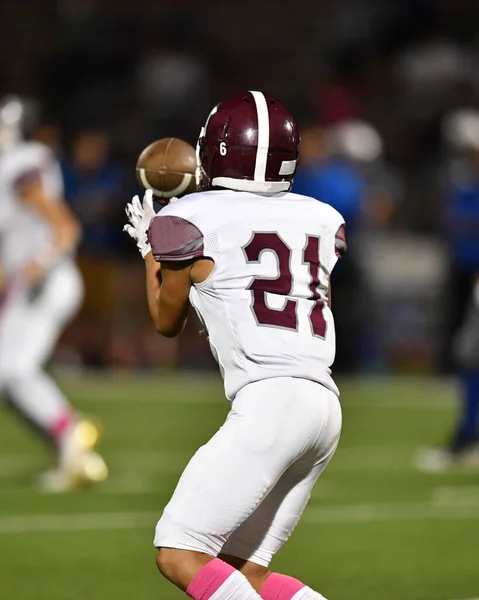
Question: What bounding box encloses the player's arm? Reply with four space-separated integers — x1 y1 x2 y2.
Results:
147 213 212 337
144 253 193 337
124 191 211 337
16 174 81 269
146 253 214 337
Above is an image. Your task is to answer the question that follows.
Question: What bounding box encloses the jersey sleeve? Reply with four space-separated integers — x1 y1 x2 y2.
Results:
13 166 43 188
11 145 52 188
8 144 63 201
147 215 205 262
335 223 347 259
322 204 346 273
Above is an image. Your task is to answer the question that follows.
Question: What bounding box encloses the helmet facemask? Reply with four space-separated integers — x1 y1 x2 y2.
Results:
195 126 210 191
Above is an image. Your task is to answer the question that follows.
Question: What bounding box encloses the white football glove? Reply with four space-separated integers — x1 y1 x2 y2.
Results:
123 189 157 258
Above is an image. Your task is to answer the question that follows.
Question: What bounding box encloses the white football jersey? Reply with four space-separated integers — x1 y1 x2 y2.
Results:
148 189 346 399
0 142 64 274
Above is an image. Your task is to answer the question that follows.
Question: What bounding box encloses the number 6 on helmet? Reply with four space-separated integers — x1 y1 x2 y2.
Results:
196 91 300 194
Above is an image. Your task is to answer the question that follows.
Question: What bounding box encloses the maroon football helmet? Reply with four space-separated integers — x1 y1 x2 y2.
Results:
196 91 300 194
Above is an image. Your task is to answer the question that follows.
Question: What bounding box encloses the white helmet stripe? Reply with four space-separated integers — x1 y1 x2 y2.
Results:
250 91 269 183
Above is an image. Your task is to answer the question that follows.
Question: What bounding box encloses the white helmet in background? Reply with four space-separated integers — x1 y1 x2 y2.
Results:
441 108 479 152
0 95 40 152
324 120 383 162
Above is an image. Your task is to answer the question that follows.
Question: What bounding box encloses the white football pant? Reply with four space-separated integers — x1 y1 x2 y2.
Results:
154 377 342 566
0 260 83 435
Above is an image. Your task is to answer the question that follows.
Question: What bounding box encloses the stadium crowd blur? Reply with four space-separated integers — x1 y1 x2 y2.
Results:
3 0 479 374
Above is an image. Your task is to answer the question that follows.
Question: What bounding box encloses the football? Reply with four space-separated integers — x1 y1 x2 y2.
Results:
136 138 197 203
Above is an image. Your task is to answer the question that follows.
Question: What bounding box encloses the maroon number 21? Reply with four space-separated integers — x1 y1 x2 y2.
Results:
243 232 326 337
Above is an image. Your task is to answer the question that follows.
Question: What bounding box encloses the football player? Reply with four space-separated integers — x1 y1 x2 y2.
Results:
415 108 479 471
0 96 108 491
124 92 346 600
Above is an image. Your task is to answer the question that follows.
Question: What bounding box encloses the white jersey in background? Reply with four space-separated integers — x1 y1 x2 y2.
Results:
148 189 346 399
0 138 83 426
0 135 107 492
0 141 64 274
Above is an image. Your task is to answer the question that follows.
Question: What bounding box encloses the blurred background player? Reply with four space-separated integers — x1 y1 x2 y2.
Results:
0 95 108 491
416 108 479 470
61 127 125 367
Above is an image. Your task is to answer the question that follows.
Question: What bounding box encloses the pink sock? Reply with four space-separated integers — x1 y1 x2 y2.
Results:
186 558 236 600
260 573 306 600
49 412 76 440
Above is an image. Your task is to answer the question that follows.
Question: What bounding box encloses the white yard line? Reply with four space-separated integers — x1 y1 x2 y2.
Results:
0 452 192 494
0 511 159 534
433 486 479 507
306 502 479 524
0 451 191 473
0 446 414 483
1 501 479 535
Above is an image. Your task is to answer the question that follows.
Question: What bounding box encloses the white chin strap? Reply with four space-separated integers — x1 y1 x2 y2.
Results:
195 127 206 188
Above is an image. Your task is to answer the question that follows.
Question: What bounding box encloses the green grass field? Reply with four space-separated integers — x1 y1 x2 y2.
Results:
0 373 478 600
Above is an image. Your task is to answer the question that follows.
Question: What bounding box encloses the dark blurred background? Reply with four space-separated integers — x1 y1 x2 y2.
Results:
4 0 479 374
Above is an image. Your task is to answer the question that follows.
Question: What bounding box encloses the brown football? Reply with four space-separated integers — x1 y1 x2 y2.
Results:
136 138 197 203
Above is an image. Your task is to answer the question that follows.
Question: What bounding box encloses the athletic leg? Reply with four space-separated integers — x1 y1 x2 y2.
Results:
0 263 107 489
156 551 262 599
453 371 479 446
153 378 333 595
0 262 84 440
220 384 342 599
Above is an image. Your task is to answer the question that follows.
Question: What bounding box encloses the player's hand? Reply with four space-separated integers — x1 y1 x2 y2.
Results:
123 189 157 258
